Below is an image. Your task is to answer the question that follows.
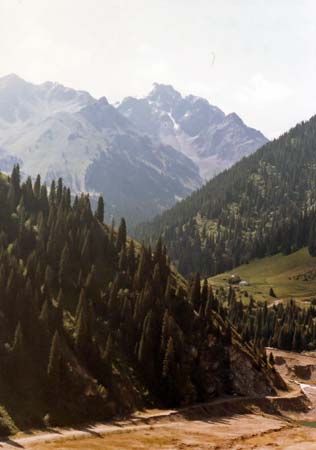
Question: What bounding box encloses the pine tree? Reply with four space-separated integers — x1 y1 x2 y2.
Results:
58 243 71 288
127 240 136 277
153 236 163 267
162 336 174 378
117 218 127 252
9 322 26 381
96 196 105 223
225 324 232 345
152 263 162 296
49 180 56 205
47 330 69 400
7 165 21 211
308 228 316 257
75 308 92 360
75 288 87 322
103 333 113 366
56 178 63 204
45 265 54 293
33 175 41 199
292 325 302 352
119 247 127 271
190 273 201 311
47 330 62 379
40 185 49 215
11 322 24 360
134 245 148 291
160 309 170 355
201 278 208 306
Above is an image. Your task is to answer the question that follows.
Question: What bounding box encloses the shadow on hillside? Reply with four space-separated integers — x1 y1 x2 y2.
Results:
177 394 310 425
0 437 24 448
80 426 101 437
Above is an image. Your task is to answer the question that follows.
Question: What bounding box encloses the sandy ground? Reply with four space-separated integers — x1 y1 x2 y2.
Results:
0 413 293 450
2 348 316 449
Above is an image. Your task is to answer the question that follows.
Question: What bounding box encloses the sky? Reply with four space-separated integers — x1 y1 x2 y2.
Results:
0 0 316 138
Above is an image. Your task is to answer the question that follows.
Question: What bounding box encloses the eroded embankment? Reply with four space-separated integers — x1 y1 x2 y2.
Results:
0 391 310 450
1 348 315 449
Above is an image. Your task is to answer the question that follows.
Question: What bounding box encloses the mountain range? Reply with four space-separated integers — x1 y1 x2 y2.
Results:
0 74 267 224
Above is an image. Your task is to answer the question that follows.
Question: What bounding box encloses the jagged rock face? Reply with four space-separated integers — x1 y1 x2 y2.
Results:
118 84 268 180
197 339 230 399
0 75 202 225
229 348 276 397
195 334 277 401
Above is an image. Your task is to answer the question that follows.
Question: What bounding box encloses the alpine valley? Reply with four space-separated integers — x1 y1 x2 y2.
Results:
4 2 316 449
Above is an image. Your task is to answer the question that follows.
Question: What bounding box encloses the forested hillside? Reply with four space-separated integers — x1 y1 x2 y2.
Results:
0 166 279 435
136 115 316 276
221 287 316 353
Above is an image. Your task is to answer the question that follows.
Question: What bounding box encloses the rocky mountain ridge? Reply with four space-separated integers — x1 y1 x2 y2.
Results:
0 75 267 224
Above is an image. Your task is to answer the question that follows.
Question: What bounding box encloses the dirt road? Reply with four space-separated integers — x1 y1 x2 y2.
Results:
0 411 293 450
0 396 308 450
2 348 316 449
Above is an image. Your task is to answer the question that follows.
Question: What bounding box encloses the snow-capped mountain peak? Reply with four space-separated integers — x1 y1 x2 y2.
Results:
118 83 268 180
148 83 182 110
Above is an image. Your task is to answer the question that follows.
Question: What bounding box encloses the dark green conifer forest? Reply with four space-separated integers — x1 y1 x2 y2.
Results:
136 115 316 276
0 166 278 434
215 286 316 353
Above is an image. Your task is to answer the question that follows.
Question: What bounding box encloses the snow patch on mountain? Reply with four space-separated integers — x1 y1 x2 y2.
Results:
118 84 268 180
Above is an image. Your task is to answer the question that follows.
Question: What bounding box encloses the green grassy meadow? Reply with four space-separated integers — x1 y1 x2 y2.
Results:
209 248 316 304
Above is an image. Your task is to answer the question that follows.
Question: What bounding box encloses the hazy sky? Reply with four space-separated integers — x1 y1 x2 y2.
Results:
0 0 316 138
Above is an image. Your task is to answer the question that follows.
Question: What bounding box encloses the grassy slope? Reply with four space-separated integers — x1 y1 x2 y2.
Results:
209 247 316 304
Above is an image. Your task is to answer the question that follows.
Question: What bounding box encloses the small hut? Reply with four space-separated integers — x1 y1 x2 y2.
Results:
228 274 241 285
